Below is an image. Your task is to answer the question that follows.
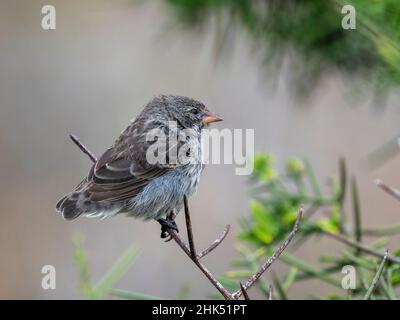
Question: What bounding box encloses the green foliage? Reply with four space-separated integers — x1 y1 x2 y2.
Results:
225 154 400 299
240 154 336 246
164 0 400 95
73 236 161 300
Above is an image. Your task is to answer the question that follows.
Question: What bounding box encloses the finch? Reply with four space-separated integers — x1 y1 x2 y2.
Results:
56 95 222 236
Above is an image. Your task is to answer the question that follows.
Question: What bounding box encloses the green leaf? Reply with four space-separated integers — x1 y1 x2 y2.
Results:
224 270 254 278
249 200 279 244
388 265 400 286
304 158 322 197
252 154 277 182
286 157 305 180
72 235 96 299
379 277 397 300
110 288 162 300
283 267 298 291
272 274 287 300
93 245 141 299
175 283 191 300
351 177 362 246
280 253 343 288
316 218 339 234
342 250 376 270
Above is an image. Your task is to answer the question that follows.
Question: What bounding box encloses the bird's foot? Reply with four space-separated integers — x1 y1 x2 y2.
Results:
157 218 179 241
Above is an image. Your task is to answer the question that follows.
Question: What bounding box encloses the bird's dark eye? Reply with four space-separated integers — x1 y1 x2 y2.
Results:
190 108 199 115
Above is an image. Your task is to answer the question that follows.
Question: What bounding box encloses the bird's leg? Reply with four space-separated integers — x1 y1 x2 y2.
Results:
157 213 179 241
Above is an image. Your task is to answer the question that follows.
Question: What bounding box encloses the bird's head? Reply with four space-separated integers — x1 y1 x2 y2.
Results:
148 95 223 131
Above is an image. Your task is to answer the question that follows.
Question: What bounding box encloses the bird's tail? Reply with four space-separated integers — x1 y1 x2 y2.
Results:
56 181 120 220
56 190 86 220
56 179 93 220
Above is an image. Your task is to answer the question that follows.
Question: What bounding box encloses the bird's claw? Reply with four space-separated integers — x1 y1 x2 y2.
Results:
158 218 179 240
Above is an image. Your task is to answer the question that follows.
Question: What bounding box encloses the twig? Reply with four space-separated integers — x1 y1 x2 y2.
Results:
169 228 233 300
173 196 234 299
375 179 400 201
363 250 389 300
166 210 230 259
198 224 231 259
231 206 303 299
268 285 273 300
240 283 250 300
69 134 97 162
321 230 400 264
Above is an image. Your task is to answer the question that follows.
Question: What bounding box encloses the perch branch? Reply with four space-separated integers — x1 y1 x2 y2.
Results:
166 199 233 299
184 196 197 260
168 222 233 300
231 206 303 299
375 179 400 201
68 134 302 300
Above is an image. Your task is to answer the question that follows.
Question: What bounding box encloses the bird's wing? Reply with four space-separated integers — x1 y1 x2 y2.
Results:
84 146 173 203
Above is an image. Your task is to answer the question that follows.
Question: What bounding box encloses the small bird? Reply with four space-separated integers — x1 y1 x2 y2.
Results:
56 95 222 237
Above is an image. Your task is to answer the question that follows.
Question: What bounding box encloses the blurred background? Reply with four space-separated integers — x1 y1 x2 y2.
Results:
1 0 400 299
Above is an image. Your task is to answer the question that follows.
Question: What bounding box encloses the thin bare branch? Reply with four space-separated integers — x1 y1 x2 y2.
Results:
69 134 97 163
231 206 303 299
375 179 400 201
198 224 231 259
169 197 234 299
321 230 400 264
166 196 232 300
184 196 197 259
168 229 232 300
363 250 389 300
240 283 250 300
168 229 191 256
268 285 273 300
167 211 230 259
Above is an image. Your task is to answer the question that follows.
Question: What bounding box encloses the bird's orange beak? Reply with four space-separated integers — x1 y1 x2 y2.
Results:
202 111 223 125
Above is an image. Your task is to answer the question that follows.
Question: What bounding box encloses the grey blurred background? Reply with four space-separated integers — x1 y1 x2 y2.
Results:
1 0 400 299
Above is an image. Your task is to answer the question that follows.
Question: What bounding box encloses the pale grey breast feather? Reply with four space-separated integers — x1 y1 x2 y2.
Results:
125 163 202 220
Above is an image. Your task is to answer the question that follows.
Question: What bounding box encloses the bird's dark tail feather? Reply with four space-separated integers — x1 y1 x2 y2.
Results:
56 193 83 220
